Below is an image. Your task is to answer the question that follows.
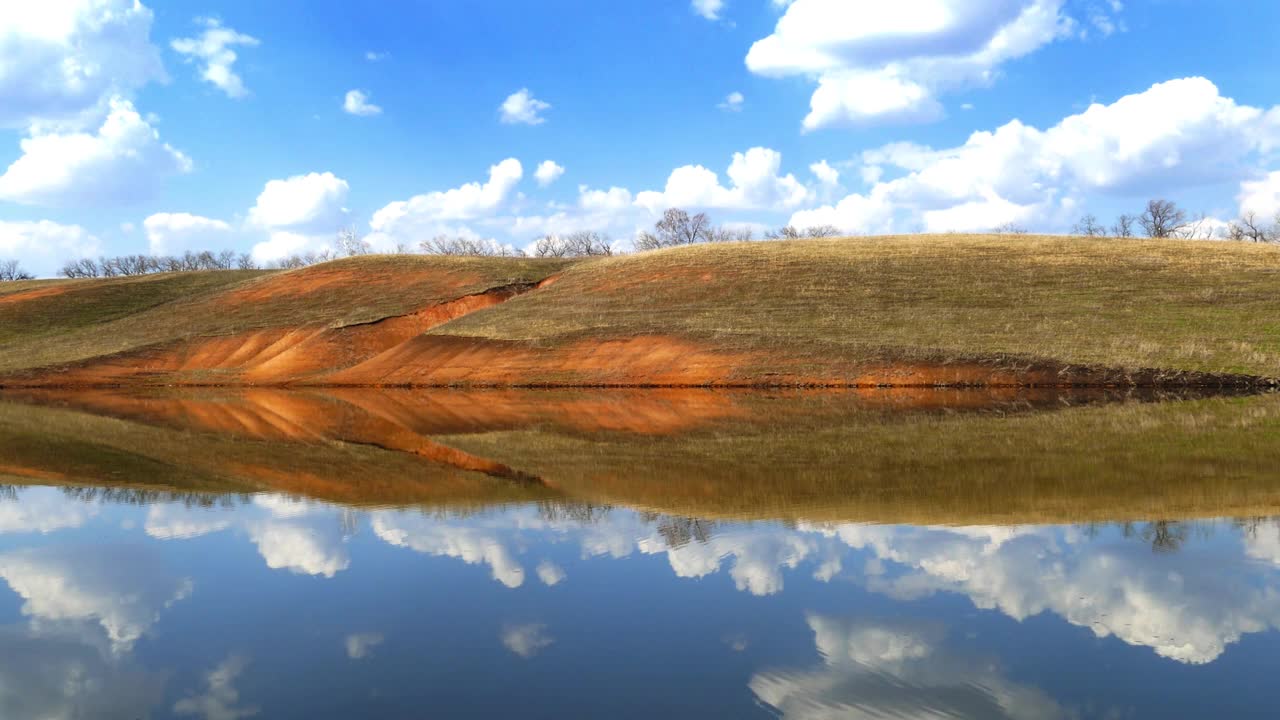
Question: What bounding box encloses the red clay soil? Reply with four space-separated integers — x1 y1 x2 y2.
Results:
2 273 1269 389
0 284 72 306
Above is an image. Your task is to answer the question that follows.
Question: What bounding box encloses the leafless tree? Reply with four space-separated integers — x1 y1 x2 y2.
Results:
1071 214 1105 237
420 234 525 257
0 260 34 281
636 208 714 251
338 226 371 256
1228 211 1273 243
703 225 756 242
60 258 101 278
236 253 258 269
992 222 1029 235
534 231 614 257
766 224 843 240
1139 199 1189 238
1110 214 1137 238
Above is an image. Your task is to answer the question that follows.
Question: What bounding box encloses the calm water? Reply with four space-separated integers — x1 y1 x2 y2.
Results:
1 388 1279 718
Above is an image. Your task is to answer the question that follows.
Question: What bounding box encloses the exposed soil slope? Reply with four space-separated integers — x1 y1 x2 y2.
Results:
4 236 1279 387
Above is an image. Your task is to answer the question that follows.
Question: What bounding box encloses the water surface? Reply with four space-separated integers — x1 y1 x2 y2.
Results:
1 388 1278 718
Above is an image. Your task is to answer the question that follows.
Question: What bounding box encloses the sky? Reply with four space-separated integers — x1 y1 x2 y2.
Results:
2 0 1279 276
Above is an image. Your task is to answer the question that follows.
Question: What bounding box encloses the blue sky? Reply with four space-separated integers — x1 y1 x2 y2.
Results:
2 0 1279 275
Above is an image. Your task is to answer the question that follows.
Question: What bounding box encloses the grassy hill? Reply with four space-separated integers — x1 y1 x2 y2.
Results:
2 235 1279 386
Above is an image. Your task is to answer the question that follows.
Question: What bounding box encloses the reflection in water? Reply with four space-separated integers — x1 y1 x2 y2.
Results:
750 616 1068 720
0 388 1279 716
0 487 1273 716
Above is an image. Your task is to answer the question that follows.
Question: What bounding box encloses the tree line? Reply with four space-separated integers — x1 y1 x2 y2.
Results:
3 199 1277 282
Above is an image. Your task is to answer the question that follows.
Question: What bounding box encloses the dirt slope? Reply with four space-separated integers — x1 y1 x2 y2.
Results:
3 236 1280 387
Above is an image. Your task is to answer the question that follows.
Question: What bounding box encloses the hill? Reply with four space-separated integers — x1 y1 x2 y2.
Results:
2 235 1279 387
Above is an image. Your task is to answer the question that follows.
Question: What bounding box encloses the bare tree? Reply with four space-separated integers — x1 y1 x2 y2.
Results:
803 224 843 238
1071 214 1105 237
338 226 371 256
0 260 34 281
420 235 525 257
60 258 101 278
534 231 613 257
1228 211 1272 243
236 253 258 269
1110 214 1137 238
992 222 1029 235
636 208 714 251
1139 199 1189 238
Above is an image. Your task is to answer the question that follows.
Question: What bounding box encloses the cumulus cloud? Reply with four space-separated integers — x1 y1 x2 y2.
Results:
0 626 161 720
174 655 260 720
718 91 745 112
143 213 237 255
534 160 565 187
501 623 554 658
171 17 260 99
692 0 726 20
247 518 349 578
821 521 1280 665
372 512 527 588
809 160 840 186
0 488 97 535
746 0 1084 128
0 220 102 278
244 172 350 262
536 561 566 586
343 89 382 116
635 147 813 212
345 632 384 660
0 97 191 207
791 77 1280 234
0 0 165 129
366 159 525 250
750 615 1068 719
0 544 193 652
500 89 551 125
1238 171 1280 220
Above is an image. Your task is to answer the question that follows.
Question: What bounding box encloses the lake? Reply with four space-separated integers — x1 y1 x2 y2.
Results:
1 387 1279 718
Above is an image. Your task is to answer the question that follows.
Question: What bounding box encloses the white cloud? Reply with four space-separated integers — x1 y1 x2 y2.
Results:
693 0 726 20
0 544 193 652
536 561 566 586
247 518 349 578
248 172 350 231
501 623 554 658
809 160 840 186
343 89 382 117
171 18 259 99
534 160 565 187
174 655 259 720
635 147 813 212
1239 171 1280 220
0 626 160 720
372 513 527 588
365 51 389 62
791 77 1280 233
751 615 1068 719
0 488 97 534
143 213 236 255
746 0 1081 128
500 89 551 125
0 0 165 129
0 97 191 207
366 159 525 249
578 186 635 212
718 91 745 112
345 632 384 660
0 220 102 278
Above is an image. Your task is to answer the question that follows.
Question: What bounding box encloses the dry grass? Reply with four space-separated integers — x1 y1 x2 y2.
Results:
0 255 573 374
437 235 1280 377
